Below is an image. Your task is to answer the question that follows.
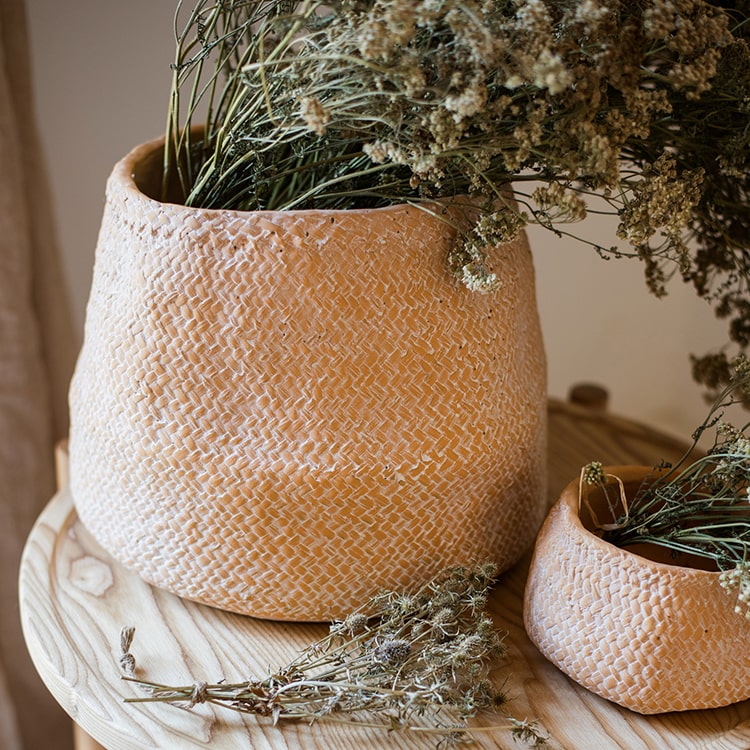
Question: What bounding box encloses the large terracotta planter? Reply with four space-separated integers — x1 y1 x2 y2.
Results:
524 466 750 714
68 136 547 621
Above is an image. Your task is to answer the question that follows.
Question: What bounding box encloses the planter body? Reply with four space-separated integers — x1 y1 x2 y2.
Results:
69 137 547 621
524 466 750 714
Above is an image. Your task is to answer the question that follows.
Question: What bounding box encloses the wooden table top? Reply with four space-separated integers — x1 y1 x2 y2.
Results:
19 400 750 750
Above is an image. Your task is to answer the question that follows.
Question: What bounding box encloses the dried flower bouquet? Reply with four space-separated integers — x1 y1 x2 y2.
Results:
165 0 750 393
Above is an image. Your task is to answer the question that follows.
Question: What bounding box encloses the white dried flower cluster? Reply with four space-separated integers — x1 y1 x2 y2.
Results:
508 0 572 94
716 422 750 458
574 0 609 30
362 139 408 165
461 263 501 294
720 563 750 619
531 49 574 96
448 206 530 294
513 0 553 39
444 78 488 121
450 237 502 294
617 154 704 247
299 96 330 136
532 183 587 224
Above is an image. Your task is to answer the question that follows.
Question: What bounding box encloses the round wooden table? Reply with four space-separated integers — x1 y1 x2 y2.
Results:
19 400 750 749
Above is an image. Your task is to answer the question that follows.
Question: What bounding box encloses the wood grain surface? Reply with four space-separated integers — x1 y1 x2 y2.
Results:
19 400 750 749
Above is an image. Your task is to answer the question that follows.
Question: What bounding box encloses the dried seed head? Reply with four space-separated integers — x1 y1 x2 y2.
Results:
374 639 412 665
331 612 369 636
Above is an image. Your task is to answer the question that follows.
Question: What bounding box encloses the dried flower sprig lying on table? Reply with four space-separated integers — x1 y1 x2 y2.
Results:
582 357 750 617
119 563 547 746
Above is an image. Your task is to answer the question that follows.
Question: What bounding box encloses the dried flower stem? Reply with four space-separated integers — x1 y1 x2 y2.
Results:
119 563 548 746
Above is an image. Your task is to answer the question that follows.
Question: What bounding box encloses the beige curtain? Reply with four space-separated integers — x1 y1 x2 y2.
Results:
0 0 77 747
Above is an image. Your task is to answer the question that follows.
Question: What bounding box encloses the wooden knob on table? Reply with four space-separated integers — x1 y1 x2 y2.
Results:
568 383 609 411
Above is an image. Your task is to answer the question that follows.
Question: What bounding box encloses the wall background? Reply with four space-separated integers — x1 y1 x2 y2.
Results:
24 0 733 447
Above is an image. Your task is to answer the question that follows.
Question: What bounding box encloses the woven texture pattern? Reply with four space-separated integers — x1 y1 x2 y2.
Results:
69 137 547 621
524 467 750 714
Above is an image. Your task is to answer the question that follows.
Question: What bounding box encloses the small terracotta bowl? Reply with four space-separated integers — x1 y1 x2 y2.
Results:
523 465 750 714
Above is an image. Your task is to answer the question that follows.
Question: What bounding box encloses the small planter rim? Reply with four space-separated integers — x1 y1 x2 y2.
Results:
557 463 722 580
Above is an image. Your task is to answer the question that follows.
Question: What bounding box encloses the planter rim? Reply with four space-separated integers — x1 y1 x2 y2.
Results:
559 463 722 579
119 134 476 222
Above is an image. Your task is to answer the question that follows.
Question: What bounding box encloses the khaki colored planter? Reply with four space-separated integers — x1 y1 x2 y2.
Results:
68 136 547 621
524 465 750 714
